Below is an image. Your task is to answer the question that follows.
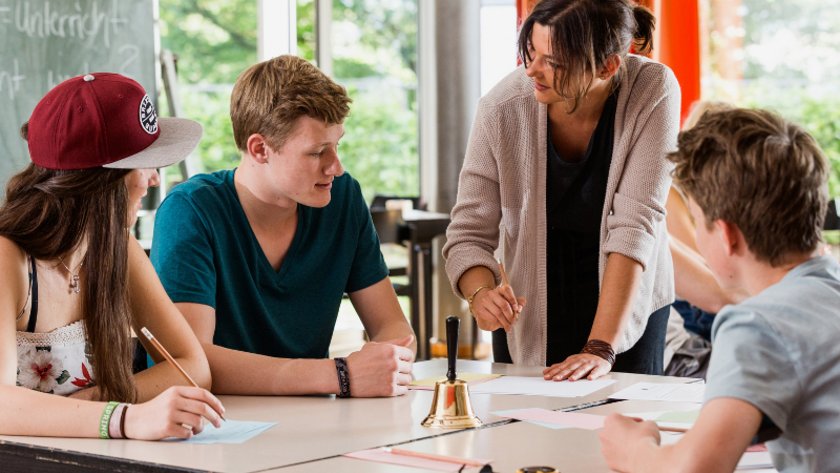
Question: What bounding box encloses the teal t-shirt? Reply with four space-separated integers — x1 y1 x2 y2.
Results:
150 170 388 359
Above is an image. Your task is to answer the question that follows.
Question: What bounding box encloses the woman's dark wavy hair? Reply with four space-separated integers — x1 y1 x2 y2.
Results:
0 123 136 403
518 0 655 112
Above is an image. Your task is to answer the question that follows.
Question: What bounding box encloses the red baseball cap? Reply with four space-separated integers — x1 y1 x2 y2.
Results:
27 73 202 170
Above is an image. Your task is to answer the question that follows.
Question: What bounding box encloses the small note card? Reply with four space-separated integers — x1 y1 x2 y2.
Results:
609 382 705 403
173 419 276 444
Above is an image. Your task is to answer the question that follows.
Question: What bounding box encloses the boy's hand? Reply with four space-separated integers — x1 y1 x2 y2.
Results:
346 336 414 397
599 413 660 472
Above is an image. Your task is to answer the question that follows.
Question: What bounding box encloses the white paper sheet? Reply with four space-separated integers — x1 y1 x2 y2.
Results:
609 382 705 403
469 376 615 397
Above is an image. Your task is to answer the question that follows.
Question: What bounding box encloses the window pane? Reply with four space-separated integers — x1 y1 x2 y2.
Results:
329 0 419 202
297 0 316 62
158 0 257 180
481 2 517 95
704 0 840 196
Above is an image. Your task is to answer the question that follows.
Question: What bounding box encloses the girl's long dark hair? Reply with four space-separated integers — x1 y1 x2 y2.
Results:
0 159 136 403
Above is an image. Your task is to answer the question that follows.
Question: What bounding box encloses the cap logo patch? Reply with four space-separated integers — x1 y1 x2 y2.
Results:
139 94 158 135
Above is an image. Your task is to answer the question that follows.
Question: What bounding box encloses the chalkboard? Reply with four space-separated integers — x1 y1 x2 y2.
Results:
0 0 155 186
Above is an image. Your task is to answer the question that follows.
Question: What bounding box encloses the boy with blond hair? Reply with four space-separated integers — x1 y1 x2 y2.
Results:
600 107 840 472
151 55 415 398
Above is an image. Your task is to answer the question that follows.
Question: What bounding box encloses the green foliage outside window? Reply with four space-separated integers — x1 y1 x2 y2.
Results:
159 0 419 202
706 0 840 197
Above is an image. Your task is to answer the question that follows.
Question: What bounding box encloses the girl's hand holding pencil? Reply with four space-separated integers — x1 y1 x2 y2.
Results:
124 385 226 440
121 327 226 440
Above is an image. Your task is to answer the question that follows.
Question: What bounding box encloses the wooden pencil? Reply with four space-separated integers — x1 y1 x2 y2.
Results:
497 259 522 320
385 447 488 468
497 259 511 287
140 326 225 421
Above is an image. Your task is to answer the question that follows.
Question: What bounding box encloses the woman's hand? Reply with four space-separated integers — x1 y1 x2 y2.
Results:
543 353 612 381
123 386 226 440
470 285 526 332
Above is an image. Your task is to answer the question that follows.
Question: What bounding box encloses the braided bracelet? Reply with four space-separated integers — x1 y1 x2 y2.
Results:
581 339 616 366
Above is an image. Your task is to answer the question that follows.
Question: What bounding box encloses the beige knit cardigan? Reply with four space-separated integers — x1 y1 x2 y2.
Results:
443 54 680 366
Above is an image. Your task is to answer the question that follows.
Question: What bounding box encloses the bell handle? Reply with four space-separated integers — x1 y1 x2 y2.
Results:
446 315 459 381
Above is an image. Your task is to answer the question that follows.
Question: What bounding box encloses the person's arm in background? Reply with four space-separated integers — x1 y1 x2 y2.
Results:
667 187 748 311
665 187 699 252
671 237 745 312
544 63 681 381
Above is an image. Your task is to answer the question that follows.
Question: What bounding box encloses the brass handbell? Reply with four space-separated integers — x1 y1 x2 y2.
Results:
421 316 483 429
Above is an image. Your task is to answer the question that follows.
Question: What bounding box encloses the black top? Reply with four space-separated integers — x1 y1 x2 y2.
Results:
544 90 618 365
26 255 39 333
491 90 619 365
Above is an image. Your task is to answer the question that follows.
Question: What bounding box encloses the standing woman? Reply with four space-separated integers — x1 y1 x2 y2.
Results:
0 73 225 439
444 0 680 379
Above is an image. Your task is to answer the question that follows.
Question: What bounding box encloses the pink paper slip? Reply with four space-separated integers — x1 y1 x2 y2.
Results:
344 448 491 471
496 407 605 430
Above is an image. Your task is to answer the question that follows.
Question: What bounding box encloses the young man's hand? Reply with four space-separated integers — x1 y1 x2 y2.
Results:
599 413 660 472
346 336 414 397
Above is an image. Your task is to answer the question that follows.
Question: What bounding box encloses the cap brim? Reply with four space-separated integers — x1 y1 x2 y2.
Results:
103 117 202 169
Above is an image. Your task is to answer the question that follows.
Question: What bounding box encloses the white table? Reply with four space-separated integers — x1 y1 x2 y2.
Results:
0 360 696 472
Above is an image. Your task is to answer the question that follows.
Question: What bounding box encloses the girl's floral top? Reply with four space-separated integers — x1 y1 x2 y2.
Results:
16 320 95 396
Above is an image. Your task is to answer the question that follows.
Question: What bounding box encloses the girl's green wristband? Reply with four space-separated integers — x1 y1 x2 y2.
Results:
99 401 120 439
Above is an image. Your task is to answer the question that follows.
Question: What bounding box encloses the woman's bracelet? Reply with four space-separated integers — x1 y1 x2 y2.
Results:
581 339 616 366
467 285 491 314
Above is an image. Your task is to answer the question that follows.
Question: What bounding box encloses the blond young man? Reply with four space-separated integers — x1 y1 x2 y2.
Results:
151 55 416 398
599 108 840 472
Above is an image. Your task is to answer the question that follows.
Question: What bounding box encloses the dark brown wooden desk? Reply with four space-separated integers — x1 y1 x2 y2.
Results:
399 209 450 360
